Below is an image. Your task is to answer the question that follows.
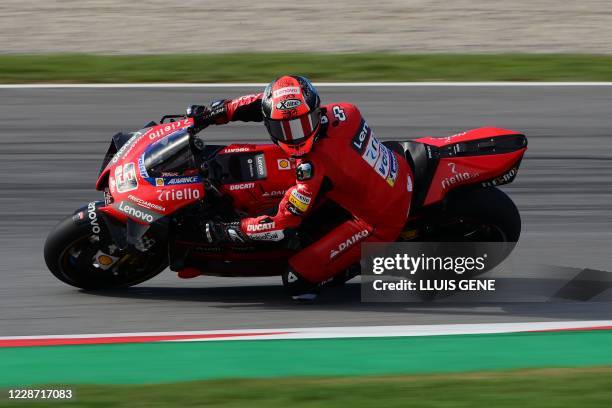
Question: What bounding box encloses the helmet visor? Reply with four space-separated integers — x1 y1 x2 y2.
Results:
267 109 321 145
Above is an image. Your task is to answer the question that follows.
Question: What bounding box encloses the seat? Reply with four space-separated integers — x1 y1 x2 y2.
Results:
400 141 431 191
399 141 439 210
382 140 405 157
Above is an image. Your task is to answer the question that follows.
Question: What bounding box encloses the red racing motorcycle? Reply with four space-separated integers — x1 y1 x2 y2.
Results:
44 114 527 289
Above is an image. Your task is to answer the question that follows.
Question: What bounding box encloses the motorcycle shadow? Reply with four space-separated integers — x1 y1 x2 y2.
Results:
81 281 369 308
80 270 612 320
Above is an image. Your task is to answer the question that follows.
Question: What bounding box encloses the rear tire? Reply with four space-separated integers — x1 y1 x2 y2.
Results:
446 187 521 242
440 186 521 273
44 215 167 290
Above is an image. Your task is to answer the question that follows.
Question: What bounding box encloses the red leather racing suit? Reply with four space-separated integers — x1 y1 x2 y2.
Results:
218 94 413 284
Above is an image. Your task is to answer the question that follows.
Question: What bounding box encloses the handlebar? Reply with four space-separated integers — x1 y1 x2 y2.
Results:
159 114 186 124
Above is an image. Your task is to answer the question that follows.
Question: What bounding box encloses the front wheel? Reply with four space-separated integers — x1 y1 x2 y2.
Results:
44 215 168 290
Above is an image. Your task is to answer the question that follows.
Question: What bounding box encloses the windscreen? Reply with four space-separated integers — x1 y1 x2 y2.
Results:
142 129 195 176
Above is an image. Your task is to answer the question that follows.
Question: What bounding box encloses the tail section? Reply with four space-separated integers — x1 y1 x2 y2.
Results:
401 128 527 208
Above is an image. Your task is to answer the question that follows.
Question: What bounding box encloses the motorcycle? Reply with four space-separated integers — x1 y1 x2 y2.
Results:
44 114 527 290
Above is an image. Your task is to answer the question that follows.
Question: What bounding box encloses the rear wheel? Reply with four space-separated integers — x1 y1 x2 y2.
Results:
443 187 521 243
44 215 168 290
420 186 521 277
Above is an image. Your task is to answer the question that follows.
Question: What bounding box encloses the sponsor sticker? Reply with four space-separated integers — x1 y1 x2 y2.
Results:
330 229 370 259
363 133 382 168
115 162 138 193
147 119 190 141
441 162 480 190
104 188 113 205
386 151 399 187
481 166 518 187
229 182 255 191
273 86 300 98
288 190 311 212
276 99 302 110
351 120 399 187
137 156 148 177
255 154 267 177
117 200 158 223
72 211 85 222
223 146 252 154
247 158 255 177
87 202 100 237
248 230 285 242
155 178 164 186
296 162 313 181
156 188 201 201
351 120 371 155
262 190 286 197
246 222 275 232
277 158 291 170
128 194 165 212
374 145 391 179
164 176 200 185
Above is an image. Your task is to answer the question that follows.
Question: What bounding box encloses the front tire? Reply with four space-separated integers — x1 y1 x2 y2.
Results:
44 215 167 290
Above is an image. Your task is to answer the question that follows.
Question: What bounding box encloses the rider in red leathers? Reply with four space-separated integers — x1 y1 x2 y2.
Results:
187 76 413 300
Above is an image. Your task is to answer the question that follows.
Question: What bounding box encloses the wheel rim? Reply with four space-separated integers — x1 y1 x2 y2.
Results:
461 221 509 242
59 232 165 288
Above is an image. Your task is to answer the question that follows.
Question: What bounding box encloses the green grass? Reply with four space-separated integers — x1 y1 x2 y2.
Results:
2 367 612 407
1 54 612 83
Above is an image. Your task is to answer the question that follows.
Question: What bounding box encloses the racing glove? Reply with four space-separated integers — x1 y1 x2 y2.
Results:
203 220 250 244
186 100 229 131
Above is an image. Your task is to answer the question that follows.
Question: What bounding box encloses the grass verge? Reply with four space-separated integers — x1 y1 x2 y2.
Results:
2 366 612 407
1 54 612 83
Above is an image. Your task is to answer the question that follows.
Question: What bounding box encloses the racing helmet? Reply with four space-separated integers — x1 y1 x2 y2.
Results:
262 75 321 157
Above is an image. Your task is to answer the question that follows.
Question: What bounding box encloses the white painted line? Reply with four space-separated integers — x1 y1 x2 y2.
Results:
2 320 611 343
1 82 612 89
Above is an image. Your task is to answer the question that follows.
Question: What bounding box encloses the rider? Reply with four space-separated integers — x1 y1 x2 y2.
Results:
187 75 413 300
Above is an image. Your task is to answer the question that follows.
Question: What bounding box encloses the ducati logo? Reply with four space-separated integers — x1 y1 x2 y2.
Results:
287 272 298 283
247 222 275 232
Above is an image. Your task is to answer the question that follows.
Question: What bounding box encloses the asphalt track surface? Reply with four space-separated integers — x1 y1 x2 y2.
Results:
0 85 611 336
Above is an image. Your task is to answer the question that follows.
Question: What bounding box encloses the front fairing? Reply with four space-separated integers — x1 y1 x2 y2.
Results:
96 118 205 225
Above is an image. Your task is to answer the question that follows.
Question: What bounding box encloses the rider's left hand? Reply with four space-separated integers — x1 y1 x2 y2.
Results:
203 220 249 244
186 105 212 131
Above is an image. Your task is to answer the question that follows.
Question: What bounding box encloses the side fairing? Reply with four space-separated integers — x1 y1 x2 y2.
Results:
217 144 297 215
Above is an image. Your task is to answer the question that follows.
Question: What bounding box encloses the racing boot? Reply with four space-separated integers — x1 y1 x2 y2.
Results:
281 268 320 302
